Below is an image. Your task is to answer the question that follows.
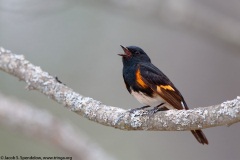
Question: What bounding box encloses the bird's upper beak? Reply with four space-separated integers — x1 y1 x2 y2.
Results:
118 45 131 57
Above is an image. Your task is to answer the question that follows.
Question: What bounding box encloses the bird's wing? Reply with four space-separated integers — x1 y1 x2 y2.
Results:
138 63 188 110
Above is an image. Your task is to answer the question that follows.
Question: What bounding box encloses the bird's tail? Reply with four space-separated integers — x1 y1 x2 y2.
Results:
191 130 208 145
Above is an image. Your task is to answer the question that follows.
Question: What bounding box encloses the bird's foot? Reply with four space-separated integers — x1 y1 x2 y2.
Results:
116 105 150 124
147 103 168 115
128 105 151 113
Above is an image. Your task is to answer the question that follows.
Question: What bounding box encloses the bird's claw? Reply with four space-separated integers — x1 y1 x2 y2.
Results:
147 106 168 115
127 105 150 114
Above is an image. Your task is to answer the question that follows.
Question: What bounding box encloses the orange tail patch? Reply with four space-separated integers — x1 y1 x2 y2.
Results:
159 85 175 91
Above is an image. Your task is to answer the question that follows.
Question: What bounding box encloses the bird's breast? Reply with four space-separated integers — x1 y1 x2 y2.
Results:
130 89 175 109
131 90 163 106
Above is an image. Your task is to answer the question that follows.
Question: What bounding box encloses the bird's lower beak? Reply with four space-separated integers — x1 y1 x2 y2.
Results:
118 45 131 57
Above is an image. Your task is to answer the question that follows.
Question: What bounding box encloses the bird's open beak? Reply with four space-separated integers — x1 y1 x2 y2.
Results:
118 45 131 57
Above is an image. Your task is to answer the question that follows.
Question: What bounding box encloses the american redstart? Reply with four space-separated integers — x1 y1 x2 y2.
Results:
118 45 208 145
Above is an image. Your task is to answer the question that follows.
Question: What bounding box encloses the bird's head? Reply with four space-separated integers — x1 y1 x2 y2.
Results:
118 45 151 65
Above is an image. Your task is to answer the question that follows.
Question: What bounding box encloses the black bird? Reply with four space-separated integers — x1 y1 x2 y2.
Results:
118 45 208 145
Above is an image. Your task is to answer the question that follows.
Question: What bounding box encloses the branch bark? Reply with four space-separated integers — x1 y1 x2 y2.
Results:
0 47 239 131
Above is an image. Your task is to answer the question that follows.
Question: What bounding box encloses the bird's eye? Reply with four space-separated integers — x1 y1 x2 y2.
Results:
135 51 140 55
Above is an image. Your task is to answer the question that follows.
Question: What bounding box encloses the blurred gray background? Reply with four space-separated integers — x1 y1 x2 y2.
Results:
0 0 240 159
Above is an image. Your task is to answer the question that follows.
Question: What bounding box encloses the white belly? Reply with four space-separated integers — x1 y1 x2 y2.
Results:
131 90 175 109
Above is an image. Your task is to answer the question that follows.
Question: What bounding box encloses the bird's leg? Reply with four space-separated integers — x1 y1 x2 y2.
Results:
128 105 151 113
116 105 150 125
148 103 168 114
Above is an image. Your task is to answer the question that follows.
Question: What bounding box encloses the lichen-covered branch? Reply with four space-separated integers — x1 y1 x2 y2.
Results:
0 47 240 131
0 93 115 160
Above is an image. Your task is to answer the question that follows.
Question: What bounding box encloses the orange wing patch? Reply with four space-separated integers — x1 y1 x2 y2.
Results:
136 68 148 88
158 85 175 91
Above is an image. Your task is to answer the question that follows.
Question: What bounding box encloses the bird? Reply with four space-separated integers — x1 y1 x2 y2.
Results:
118 45 208 145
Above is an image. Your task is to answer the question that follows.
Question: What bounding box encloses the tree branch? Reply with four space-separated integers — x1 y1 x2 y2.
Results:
0 93 115 160
0 47 239 131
